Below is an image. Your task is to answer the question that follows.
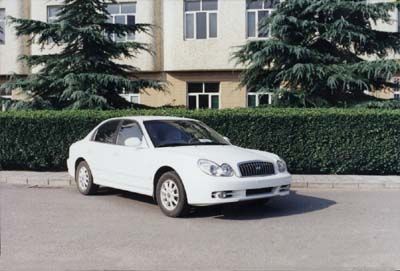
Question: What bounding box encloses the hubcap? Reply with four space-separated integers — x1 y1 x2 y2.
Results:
160 179 179 211
78 167 90 191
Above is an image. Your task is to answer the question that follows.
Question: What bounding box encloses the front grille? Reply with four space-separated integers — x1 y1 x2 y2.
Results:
239 161 275 177
246 187 274 196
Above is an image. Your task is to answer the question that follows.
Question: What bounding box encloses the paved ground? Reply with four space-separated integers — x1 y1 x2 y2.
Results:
1 184 400 271
2 171 400 189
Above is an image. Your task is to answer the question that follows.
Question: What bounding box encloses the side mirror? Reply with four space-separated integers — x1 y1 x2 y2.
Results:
124 137 142 147
223 136 231 144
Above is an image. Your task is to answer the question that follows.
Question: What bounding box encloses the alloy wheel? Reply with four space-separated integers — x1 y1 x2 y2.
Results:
160 179 180 211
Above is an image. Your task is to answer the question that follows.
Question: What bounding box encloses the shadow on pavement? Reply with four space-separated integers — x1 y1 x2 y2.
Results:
95 187 157 205
94 188 336 220
189 191 336 220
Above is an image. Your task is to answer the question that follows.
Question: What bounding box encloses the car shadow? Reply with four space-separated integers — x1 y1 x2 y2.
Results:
95 187 157 205
94 188 336 220
188 191 336 220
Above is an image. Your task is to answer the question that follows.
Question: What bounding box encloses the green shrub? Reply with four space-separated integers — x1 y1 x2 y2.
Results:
353 100 400 109
1 108 400 174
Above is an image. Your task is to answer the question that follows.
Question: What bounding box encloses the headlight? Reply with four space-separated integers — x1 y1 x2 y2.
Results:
198 159 234 177
277 159 287 173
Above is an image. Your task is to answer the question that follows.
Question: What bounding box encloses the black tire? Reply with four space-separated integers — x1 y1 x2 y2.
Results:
75 161 98 195
156 171 190 217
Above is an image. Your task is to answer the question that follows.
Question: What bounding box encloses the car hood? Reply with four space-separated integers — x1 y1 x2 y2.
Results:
157 145 278 165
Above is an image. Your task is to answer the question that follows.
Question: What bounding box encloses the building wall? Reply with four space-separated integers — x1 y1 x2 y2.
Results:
0 0 30 75
29 0 159 73
2 0 400 108
163 0 246 71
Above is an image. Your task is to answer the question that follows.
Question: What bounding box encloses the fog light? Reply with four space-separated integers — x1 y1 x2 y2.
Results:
279 185 291 192
217 192 227 199
212 191 228 199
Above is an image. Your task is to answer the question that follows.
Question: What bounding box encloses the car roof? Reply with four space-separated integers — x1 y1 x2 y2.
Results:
109 116 197 122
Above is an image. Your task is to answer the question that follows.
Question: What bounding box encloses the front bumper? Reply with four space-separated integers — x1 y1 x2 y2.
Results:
66 158 74 178
185 173 292 206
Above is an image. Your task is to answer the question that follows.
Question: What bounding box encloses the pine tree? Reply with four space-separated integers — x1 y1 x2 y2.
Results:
1 0 163 109
234 0 400 107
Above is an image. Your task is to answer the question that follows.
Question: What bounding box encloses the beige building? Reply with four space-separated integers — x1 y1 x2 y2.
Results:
0 0 399 108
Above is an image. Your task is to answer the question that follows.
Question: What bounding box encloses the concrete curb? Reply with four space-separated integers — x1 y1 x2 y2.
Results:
1 171 400 189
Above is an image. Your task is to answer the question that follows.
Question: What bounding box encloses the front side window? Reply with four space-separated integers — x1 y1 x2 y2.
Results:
247 89 273 107
94 120 121 144
0 9 6 44
116 120 144 146
106 3 136 42
184 0 218 39
246 0 279 38
187 82 220 109
144 120 229 148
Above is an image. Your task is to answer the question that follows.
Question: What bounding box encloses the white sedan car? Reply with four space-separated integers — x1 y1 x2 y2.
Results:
67 116 292 217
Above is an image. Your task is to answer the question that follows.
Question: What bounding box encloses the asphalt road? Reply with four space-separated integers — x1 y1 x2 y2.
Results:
1 184 399 271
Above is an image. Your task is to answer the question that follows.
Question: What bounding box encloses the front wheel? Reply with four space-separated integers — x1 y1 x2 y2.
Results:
156 171 190 217
75 161 98 195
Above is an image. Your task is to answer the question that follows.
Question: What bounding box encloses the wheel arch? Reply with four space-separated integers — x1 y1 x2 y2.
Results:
74 157 87 175
153 166 180 202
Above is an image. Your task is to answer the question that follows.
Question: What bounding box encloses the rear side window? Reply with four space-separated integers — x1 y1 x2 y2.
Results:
94 120 120 144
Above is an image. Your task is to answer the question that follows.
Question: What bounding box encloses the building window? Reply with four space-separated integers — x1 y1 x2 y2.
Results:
246 0 279 38
184 0 218 40
398 9 400 33
0 9 5 44
394 78 400 100
47 6 62 43
120 91 140 104
106 3 136 42
187 82 220 109
247 89 273 107
47 6 62 23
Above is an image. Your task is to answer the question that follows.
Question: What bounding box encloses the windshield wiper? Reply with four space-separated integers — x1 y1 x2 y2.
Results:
156 143 190 148
195 142 228 146
156 142 228 148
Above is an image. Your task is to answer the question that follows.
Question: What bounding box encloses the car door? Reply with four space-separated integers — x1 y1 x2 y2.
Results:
112 119 153 195
87 119 122 186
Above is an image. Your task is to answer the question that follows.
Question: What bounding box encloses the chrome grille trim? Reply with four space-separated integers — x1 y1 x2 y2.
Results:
238 161 275 177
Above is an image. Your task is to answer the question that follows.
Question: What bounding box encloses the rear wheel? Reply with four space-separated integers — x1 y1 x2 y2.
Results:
75 161 98 195
156 171 190 217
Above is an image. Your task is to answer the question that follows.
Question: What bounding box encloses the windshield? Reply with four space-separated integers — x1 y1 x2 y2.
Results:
143 120 230 148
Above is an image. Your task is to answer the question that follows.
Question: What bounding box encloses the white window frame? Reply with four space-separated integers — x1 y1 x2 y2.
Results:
187 82 220 109
120 93 141 104
246 1 276 39
107 2 137 42
0 8 6 45
184 0 218 40
247 91 273 107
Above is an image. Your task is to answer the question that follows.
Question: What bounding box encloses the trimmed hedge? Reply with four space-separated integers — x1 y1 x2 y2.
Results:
1 108 400 174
